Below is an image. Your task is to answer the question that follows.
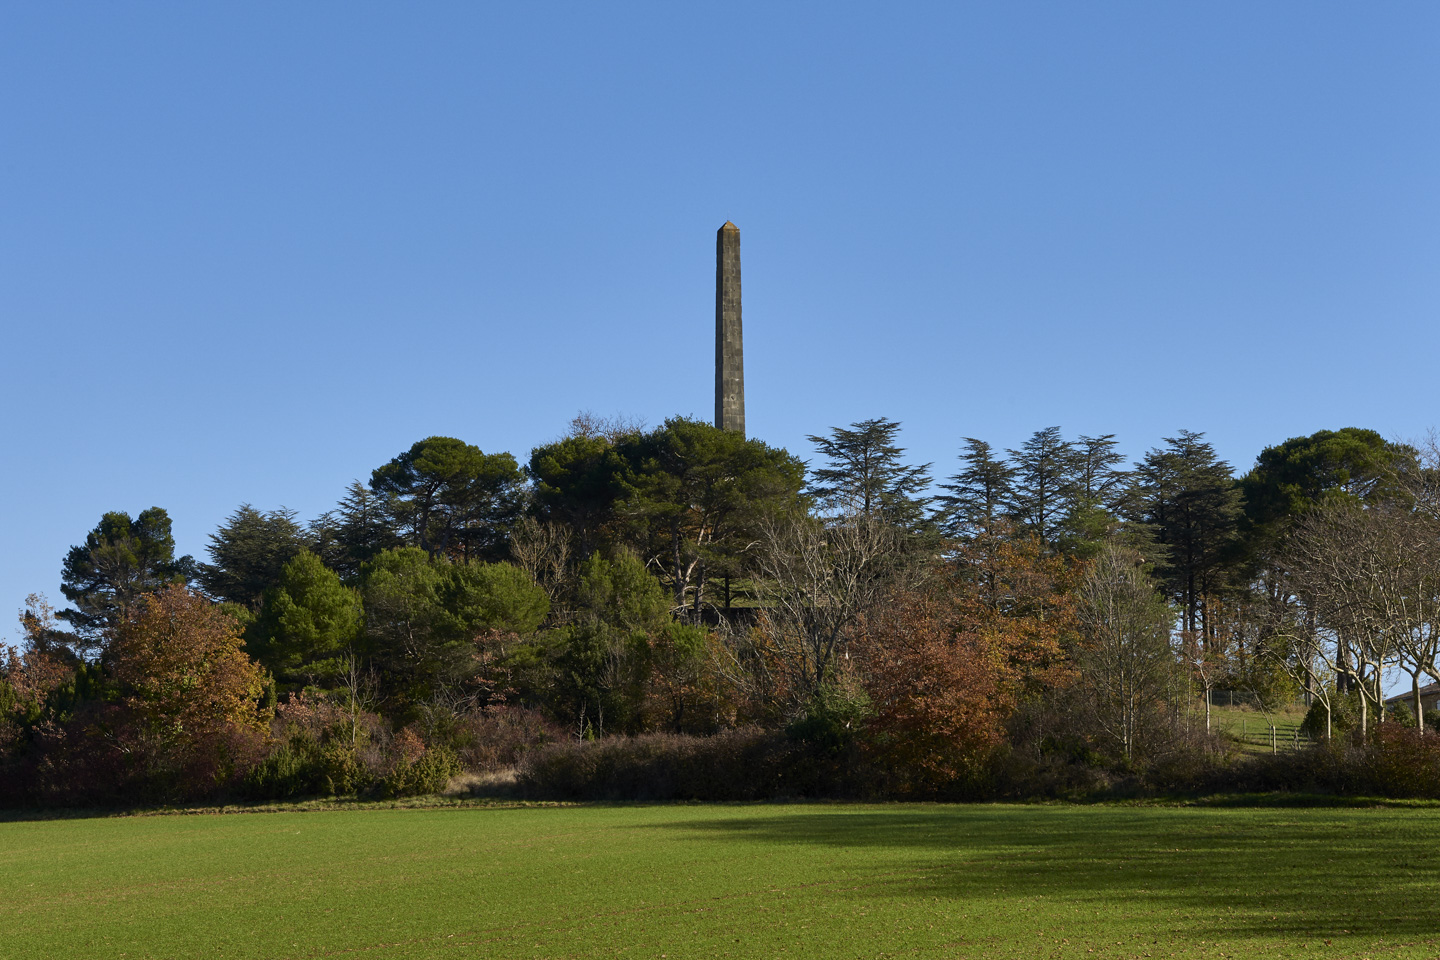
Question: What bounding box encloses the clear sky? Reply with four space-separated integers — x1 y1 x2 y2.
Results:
3 3 1438 632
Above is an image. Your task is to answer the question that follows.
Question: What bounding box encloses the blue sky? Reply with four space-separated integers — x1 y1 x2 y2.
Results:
3 3 1439 630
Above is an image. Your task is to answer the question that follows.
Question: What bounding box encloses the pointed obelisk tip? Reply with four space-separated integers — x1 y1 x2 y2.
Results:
719 220 739 233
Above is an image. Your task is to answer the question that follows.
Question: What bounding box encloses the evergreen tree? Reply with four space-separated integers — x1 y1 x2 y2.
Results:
371 437 526 562
1056 434 1129 557
527 432 622 559
1071 434 1128 506
59 508 193 648
359 548 548 709
1128 430 1242 635
252 550 364 689
615 417 806 615
935 438 1015 539
198 505 308 608
442 561 550 636
1007 427 1077 545
806 417 933 527
1239 428 1414 539
312 481 401 579
546 550 672 734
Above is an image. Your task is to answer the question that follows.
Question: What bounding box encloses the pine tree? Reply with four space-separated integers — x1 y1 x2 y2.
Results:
59 507 193 648
1007 427 1076 545
252 550 363 689
316 481 402 580
806 418 933 528
370 436 526 562
1055 434 1130 557
198 505 308 608
936 438 1015 539
1128 430 1242 635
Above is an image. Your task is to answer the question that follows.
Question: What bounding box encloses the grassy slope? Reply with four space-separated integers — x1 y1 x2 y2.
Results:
3 802 1440 959
1203 704 1310 753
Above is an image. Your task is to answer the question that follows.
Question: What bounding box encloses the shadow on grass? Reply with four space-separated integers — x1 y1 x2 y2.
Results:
657 805 1440 942
0 795 555 823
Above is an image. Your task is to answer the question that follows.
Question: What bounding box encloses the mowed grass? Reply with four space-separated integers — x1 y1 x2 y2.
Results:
1202 704 1310 753
4 802 1440 959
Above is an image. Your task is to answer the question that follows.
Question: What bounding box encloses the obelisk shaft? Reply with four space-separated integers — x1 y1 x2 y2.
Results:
715 221 744 435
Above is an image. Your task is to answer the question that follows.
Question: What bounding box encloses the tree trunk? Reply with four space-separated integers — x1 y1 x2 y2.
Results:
1415 673 1425 735
693 561 706 620
671 522 686 609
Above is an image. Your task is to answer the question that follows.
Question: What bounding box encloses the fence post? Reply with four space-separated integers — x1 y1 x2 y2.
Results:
1271 725 1277 754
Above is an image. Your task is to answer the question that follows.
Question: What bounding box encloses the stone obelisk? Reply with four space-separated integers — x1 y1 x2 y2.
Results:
715 221 744 435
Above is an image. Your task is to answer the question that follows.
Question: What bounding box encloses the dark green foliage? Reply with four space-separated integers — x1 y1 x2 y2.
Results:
1241 428 1416 531
359 548 456 702
1056 434 1130 558
198 505 308 608
526 418 804 616
443 561 550 636
1072 434 1129 506
371 437 525 562
58 507 193 647
936 438 1015 539
527 433 623 558
359 548 548 709
785 683 873 756
1237 427 1419 585
807 417 932 528
310 481 401 580
251 551 364 689
1301 691 1361 739
373 745 461 798
574 549 670 636
512 550 673 735
1126 431 1242 633
614 417 806 613
243 735 364 799
1006 427 1076 545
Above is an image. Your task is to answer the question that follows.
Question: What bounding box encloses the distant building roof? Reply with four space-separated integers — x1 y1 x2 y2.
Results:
1384 682 1440 708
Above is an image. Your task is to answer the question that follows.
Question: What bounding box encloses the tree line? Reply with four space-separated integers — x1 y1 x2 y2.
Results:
5 414 1440 805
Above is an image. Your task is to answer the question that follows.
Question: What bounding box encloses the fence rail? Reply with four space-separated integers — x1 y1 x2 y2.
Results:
1231 719 1313 752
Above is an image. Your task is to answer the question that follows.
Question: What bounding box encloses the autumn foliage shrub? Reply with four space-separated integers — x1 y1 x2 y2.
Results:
243 694 383 799
518 729 852 801
244 696 487 799
1201 726 1440 799
853 537 1077 798
448 706 565 771
1363 724 1440 797
373 734 462 798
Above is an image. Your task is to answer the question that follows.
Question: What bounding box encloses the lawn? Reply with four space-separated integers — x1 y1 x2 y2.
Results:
1202 704 1311 753
3 801 1439 959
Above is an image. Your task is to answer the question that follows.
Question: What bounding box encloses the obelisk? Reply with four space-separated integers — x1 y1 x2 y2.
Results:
715 221 744 435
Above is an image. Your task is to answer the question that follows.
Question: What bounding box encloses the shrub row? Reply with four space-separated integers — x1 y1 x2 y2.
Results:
516 728 872 801
515 724 1440 803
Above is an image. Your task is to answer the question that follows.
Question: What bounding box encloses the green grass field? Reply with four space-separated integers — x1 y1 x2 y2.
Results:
4 801 1440 959
1202 704 1311 753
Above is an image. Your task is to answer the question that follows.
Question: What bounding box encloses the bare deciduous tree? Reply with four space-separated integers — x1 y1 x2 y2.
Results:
1075 546 1178 759
1283 498 1440 736
752 509 915 704
509 516 573 608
